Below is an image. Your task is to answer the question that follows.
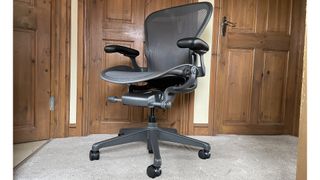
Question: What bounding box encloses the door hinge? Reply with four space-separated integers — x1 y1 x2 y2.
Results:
49 96 55 111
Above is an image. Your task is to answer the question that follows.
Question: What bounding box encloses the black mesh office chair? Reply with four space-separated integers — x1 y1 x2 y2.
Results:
89 2 213 178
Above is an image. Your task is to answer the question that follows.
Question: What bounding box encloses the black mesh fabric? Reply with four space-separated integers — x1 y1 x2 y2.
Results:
101 2 213 84
145 2 213 72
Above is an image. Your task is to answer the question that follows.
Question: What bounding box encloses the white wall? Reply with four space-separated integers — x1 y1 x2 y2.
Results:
69 0 78 124
193 0 214 124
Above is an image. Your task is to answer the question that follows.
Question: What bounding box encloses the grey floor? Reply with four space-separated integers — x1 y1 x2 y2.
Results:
14 135 298 180
14 140 48 168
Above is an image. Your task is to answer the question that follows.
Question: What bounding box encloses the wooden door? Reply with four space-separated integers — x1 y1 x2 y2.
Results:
14 0 51 143
214 0 293 134
86 0 194 134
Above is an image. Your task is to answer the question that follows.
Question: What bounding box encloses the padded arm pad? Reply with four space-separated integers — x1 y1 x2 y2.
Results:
177 37 209 53
104 45 139 58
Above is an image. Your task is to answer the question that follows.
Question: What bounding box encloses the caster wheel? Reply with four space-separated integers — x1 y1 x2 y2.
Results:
89 150 100 161
198 149 211 159
118 132 124 136
146 165 161 178
148 149 153 154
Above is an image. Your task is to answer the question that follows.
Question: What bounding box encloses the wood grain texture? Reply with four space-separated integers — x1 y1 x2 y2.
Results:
211 0 305 135
266 0 292 34
14 30 36 128
14 0 51 143
50 0 71 138
223 49 254 124
193 124 209 136
296 31 306 180
259 51 288 124
208 0 221 135
105 0 132 22
227 0 257 32
285 0 306 135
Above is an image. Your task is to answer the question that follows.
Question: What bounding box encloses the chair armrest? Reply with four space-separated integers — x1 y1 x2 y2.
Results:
104 45 141 70
177 37 209 54
104 45 139 57
177 38 209 77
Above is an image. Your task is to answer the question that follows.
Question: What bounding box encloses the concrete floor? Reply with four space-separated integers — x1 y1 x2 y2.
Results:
14 135 298 180
14 140 48 167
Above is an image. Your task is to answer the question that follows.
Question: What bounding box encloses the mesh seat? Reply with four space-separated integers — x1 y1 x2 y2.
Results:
101 64 193 84
102 70 158 84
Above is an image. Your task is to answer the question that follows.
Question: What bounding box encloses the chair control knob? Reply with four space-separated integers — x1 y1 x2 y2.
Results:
150 101 171 109
107 96 122 103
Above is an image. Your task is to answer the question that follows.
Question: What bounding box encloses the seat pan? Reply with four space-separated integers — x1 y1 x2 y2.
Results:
101 64 191 84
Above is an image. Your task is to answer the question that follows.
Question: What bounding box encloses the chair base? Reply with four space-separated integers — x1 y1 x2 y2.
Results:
89 122 211 178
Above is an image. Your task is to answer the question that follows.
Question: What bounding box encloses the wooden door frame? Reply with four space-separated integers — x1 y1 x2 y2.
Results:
49 0 89 138
67 0 88 136
208 0 306 135
287 0 306 136
50 0 72 138
208 0 222 135
296 29 306 180
50 0 87 138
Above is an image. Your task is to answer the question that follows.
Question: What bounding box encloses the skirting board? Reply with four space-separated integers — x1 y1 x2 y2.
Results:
193 123 209 136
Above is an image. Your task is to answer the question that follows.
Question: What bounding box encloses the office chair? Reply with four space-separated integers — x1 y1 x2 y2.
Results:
89 2 213 178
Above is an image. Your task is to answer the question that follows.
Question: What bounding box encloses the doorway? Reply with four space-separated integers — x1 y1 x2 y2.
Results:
209 0 306 135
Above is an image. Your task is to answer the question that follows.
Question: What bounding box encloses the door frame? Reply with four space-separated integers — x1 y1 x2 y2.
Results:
52 0 87 137
208 0 222 135
208 0 306 135
50 0 72 138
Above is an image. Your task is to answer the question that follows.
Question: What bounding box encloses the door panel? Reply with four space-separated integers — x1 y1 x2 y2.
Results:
86 0 194 134
215 0 293 134
14 0 51 143
227 0 257 32
266 0 292 33
105 0 133 22
223 49 254 124
259 51 288 123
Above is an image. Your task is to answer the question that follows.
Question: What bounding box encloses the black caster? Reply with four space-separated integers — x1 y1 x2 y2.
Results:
89 150 100 161
198 149 211 159
118 132 124 136
146 165 161 178
148 149 153 154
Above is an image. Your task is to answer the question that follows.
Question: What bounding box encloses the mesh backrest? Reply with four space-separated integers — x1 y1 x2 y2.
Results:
145 2 213 72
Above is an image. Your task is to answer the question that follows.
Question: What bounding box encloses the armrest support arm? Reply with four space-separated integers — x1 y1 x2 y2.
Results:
104 45 141 70
177 38 209 77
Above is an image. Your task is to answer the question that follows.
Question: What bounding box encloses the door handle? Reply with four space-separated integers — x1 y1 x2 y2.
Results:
221 16 236 37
